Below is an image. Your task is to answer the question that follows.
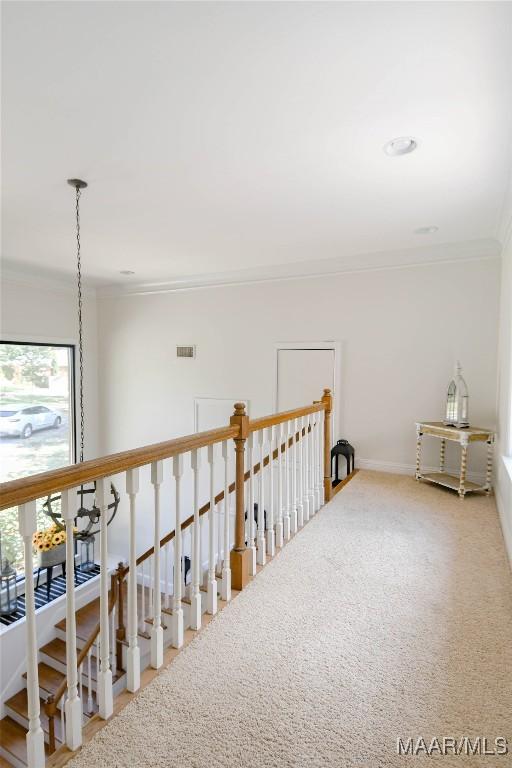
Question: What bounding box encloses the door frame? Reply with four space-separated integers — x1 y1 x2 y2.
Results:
273 340 341 443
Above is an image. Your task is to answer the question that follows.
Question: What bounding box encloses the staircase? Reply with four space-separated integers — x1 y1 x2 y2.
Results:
0 564 233 767
0 390 334 768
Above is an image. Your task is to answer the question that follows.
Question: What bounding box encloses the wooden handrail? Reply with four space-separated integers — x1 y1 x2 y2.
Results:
121 423 314 576
0 404 325 511
249 402 324 433
0 425 238 511
45 571 119 753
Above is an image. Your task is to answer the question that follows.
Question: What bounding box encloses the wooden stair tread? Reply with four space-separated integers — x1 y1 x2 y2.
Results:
40 637 96 665
144 617 167 629
23 662 64 696
0 716 49 764
5 689 50 730
55 595 102 640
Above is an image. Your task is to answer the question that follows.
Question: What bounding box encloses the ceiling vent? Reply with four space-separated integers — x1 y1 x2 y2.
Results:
176 345 196 359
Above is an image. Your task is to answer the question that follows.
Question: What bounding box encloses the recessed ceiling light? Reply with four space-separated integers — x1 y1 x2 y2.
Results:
415 226 438 235
383 137 417 156
119 270 135 275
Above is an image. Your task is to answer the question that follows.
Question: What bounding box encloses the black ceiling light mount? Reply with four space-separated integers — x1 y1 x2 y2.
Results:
43 179 119 537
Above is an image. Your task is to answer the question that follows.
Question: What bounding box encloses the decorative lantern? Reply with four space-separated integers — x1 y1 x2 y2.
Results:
443 362 469 428
0 558 18 616
0 531 18 615
80 534 95 572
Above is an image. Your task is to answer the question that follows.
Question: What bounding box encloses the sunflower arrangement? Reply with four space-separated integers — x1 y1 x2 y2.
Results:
33 524 67 553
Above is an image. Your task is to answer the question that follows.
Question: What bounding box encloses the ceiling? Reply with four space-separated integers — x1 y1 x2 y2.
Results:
2 1 512 289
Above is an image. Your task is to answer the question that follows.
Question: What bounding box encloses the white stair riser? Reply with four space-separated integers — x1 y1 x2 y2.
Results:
39 654 98 692
3 707 63 746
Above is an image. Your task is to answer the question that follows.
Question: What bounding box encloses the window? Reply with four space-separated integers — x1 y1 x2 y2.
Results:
0 341 75 573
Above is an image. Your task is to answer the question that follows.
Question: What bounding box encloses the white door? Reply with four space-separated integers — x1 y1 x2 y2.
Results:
277 349 335 412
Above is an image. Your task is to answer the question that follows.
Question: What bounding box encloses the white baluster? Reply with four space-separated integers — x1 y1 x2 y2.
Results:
186 527 192 596
61 693 66 740
95 639 100 700
290 420 298 535
96 478 113 720
150 461 163 669
221 440 231 601
110 604 116 674
18 502 45 768
207 445 218 615
78 663 84 725
314 414 322 510
190 449 202 630
300 416 309 523
172 455 184 648
217 492 223 575
296 418 304 528
200 512 206 589
87 647 93 713
308 415 316 515
164 541 170 611
275 423 284 547
148 554 154 620
181 541 186 596
257 429 266 565
267 426 276 557
247 434 257 575
319 409 326 506
283 423 291 540
126 468 140 692
61 488 82 749
140 561 146 633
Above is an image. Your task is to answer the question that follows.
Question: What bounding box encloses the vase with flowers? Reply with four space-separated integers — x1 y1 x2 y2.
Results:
33 524 69 568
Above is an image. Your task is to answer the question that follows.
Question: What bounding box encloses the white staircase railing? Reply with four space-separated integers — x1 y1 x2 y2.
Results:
0 389 333 768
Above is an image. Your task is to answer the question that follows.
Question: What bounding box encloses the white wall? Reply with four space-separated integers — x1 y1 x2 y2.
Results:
97 257 501 557
0 275 100 460
495 221 512 569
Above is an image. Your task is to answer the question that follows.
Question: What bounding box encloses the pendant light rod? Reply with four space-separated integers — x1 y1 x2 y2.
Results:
67 178 87 463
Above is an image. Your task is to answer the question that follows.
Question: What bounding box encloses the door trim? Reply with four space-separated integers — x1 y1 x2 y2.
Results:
273 340 341 443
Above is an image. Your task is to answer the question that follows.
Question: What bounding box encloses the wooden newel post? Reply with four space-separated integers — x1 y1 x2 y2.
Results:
321 388 333 503
230 402 252 590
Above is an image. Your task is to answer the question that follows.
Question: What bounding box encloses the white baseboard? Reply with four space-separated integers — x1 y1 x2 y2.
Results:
355 458 486 485
495 480 512 573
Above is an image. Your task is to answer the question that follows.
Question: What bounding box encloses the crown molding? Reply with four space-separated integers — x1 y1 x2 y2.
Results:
1 262 97 298
96 238 501 298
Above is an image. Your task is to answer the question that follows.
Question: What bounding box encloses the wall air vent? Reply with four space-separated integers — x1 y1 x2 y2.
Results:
176 345 196 359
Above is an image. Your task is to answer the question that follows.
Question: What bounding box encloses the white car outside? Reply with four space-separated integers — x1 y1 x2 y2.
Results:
0 403 62 439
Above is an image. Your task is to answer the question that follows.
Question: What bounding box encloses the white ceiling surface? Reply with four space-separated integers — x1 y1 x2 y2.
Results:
2 1 512 290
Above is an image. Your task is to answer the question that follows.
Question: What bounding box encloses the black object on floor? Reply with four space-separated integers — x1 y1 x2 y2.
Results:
331 440 355 486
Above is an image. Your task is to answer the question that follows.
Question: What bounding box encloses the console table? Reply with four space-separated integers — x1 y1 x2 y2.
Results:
415 422 494 499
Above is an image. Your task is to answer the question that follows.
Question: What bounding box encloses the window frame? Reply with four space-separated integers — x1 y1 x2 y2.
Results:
0 338 77 466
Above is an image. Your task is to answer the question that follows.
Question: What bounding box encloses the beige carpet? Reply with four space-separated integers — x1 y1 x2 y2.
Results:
69 471 512 767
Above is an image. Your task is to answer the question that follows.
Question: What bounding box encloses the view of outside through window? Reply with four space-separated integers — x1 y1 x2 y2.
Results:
0 342 75 573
